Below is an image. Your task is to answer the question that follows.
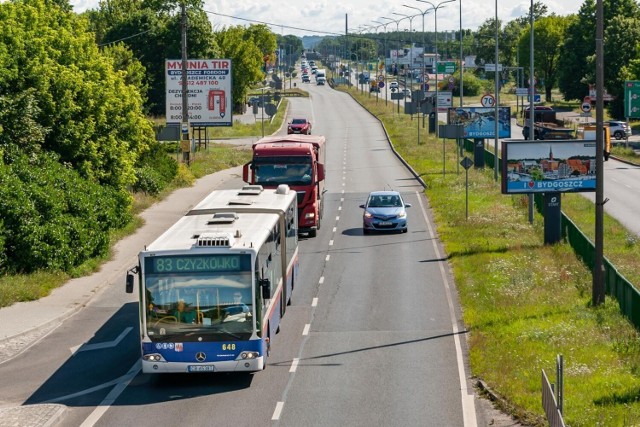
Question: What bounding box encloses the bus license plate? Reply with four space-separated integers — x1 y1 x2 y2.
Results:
188 365 215 372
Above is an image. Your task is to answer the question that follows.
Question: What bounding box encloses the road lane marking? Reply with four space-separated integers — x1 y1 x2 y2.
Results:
302 324 310 336
417 191 478 427
70 327 133 354
319 277 324 285
289 358 299 373
312 298 318 307
272 402 284 420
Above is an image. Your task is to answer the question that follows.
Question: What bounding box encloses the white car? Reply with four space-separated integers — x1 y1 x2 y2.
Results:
606 120 632 140
389 81 399 91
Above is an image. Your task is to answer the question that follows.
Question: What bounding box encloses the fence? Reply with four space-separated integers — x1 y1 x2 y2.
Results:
463 138 640 331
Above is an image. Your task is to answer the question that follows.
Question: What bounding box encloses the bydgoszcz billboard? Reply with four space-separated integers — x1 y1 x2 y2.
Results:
447 107 511 139
501 140 597 194
165 59 233 127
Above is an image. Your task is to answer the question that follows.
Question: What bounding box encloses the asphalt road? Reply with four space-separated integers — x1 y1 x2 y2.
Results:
0 74 521 427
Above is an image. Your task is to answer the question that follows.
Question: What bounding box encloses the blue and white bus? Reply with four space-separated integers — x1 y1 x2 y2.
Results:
126 185 299 373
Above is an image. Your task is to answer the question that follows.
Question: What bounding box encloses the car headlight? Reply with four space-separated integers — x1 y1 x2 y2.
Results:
364 211 373 218
398 211 407 218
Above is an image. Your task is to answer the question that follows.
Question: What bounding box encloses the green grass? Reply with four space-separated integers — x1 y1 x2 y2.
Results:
340 85 640 426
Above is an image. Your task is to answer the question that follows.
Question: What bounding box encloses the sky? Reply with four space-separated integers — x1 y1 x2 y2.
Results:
70 0 585 38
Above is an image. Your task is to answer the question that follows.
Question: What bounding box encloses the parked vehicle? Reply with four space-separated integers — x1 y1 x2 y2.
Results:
522 122 575 140
606 120 631 140
243 135 326 237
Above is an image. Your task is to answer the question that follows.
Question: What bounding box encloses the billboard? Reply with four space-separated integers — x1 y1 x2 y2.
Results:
501 140 597 194
447 107 511 139
165 59 233 127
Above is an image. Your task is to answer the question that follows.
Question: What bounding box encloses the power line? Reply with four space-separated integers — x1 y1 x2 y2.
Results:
203 10 342 36
98 29 153 47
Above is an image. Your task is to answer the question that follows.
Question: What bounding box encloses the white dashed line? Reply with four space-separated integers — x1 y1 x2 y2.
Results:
272 402 284 420
290 358 299 373
326 254 330 261
302 324 311 336
319 277 325 284
312 297 318 307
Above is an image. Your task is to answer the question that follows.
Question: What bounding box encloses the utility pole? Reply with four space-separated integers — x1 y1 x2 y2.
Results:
593 0 605 305
180 2 190 165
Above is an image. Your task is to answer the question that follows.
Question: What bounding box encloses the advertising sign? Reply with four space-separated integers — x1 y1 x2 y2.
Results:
447 107 511 139
425 91 453 111
501 140 597 194
165 59 233 127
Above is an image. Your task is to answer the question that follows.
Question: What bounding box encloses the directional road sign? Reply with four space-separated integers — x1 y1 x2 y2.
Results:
624 80 640 118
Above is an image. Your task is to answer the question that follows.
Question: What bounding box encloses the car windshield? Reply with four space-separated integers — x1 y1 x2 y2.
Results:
291 119 307 125
254 158 313 185
368 195 401 208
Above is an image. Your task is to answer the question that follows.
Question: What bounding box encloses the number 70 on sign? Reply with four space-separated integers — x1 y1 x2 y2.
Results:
481 94 495 107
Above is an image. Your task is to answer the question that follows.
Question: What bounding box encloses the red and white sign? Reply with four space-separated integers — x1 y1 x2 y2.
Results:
481 94 495 107
165 59 233 126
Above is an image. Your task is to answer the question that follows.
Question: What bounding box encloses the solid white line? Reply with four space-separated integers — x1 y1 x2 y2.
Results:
312 298 318 307
319 277 325 284
290 358 299 373
272 402 285 420
70 327 133 354
302 324 311 336
78 360 141 427
417 191 478 427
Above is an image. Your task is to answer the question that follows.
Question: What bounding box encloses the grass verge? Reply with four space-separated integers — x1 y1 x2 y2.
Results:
340 85 640 426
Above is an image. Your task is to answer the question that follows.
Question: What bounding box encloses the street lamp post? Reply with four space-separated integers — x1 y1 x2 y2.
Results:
381 15 408 113
417 0 456 139
374 19 393 105
393 12 418 82
404 4 433 132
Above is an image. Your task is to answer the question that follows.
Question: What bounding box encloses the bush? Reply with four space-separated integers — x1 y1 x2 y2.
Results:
0 148 132 273
451 72 485 97
133 142 178 195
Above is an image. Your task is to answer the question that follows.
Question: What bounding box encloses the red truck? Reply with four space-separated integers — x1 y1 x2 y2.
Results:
242 135 326 237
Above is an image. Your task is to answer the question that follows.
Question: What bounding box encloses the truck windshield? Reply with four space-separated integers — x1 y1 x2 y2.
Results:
254 158 313 186
143 255 254 341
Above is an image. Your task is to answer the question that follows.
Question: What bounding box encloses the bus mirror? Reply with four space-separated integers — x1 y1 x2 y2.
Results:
126 273 135 293
242 162 251 183
317 163 325 181
260 278 271 299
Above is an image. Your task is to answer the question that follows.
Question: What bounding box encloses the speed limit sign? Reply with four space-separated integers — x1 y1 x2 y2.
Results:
480 94 495 107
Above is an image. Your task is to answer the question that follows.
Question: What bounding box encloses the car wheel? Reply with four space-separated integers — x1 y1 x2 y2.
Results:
402 228 408 233
614 131 623 140
363 228 370 235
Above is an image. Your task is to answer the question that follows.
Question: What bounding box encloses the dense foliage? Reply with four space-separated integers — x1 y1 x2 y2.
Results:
0 0 154 273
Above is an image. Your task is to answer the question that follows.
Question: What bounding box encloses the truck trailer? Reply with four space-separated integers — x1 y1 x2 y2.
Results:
242 135 326 237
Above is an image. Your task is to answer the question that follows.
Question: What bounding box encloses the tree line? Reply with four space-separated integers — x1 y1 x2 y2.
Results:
315 0 640 118
0 0 293 274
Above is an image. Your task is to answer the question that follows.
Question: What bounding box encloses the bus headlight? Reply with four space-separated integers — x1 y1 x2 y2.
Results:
143 353 166 362
240 351 259 359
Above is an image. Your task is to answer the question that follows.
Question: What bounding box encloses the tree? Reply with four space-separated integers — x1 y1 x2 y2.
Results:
0 0 155 189
519 15 571 101
214 26 265 111
89 0 219 115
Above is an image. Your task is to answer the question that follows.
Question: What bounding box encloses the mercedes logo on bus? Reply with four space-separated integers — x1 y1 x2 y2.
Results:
195 352 207 362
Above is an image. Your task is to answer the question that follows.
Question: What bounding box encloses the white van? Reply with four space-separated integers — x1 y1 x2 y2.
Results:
317 76 326 85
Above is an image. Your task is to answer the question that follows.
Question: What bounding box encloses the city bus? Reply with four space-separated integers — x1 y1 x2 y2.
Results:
126 184 299 373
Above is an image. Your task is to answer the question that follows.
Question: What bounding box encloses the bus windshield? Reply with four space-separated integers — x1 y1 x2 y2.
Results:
143 254 254 341
253 157 312 186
